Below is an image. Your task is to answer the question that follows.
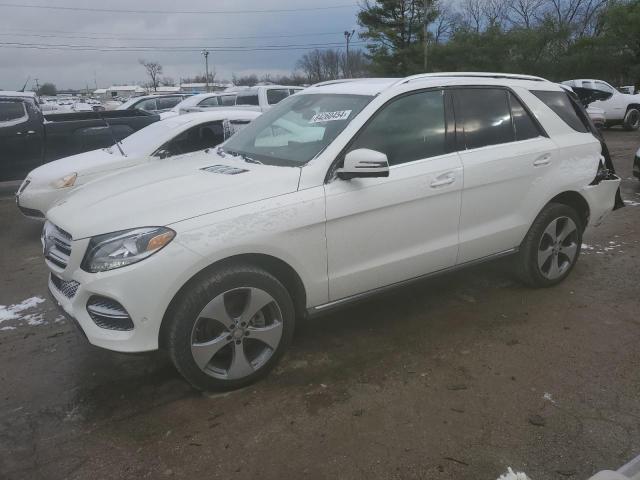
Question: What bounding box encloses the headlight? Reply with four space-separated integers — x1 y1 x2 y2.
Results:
81 227 175 273
51 172 77 189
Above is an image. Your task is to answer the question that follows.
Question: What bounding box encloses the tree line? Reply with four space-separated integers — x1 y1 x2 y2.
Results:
357 0 640 86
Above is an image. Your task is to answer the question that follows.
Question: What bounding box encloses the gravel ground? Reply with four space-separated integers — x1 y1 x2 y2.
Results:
0 130 639 480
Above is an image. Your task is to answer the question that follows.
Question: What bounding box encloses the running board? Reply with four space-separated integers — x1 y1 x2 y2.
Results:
307 248 518 317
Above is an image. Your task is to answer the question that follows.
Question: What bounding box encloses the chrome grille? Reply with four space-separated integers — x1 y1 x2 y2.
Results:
43 222 72 269
86 296 134 331
50 274 80 298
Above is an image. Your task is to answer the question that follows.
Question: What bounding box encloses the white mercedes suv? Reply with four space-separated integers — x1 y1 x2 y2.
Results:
44 73 622 390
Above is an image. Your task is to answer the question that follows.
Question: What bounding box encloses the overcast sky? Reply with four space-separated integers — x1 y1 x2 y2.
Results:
0 0 360 90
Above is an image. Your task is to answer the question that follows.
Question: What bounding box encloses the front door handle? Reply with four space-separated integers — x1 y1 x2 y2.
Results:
430 174 456 188
533 154 551 167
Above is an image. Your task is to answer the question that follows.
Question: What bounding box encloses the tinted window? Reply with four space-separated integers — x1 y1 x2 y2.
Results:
349 90 447 166
156 97 181 110
236 94 259 106
135 98 157 111
457 88 514 149
509 93 540 141
531 90 589 132
267 89 290 105
160 121 225 157
198 96 220 107
220 95 236 106
0 101 27 123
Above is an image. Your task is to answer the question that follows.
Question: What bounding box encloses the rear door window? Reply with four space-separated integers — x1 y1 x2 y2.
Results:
220 95 236 106
456 88 514 149
156 97 181 110
198 96 220 107
266 89 290 105
531 90 589 133
236 94 259 106
0 101 27 124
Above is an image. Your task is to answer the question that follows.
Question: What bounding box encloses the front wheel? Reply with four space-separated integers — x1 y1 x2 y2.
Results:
515 203 583 288
165 265 295 391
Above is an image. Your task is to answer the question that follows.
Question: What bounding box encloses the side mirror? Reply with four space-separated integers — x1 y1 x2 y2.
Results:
155 148 171 159
336 148 390 180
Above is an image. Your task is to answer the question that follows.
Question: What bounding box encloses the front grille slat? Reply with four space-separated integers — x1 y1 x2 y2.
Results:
87 296 134 331
43 222 72 269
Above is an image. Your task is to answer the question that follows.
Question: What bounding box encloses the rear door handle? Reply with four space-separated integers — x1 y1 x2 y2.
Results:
430 173 456 188
533 154 551 167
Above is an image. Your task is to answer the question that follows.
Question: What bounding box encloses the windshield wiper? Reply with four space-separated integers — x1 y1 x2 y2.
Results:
222 148 262 164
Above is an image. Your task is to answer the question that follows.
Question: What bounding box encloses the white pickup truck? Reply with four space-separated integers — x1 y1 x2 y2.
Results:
563 79 640 130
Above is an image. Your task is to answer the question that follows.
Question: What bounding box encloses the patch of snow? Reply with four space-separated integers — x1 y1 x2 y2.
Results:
0 326 16 331
25 314 46 326
624 199 640 207
543 392 556 404
497 468 531 480
0 296 46 324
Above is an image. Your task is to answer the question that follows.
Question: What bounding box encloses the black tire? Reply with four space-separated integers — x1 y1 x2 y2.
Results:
165 264 295 391
515 203 583 288
623 108 640 131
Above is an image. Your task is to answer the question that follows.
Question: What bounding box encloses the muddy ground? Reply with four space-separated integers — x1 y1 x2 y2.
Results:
0 130 639 480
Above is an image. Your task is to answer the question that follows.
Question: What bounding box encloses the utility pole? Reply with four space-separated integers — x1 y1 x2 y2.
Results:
201 50 210 92
423 0 429 72
344 30 355 78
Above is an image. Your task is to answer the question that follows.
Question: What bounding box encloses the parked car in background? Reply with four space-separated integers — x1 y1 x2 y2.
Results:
187 86 304 114
116 94 193 114
619 85 636 95
16 109 260 219
44 73 621 391
171 92 238 116
0 91 159 181
563 79 640 130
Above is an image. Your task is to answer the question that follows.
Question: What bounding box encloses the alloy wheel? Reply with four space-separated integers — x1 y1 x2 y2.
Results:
190 287 283 380
537 216 579 280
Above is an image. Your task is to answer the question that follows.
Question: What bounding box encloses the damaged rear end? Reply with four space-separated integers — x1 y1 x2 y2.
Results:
565 87 624 226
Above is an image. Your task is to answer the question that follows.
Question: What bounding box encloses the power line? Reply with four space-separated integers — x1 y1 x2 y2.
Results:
0 2 358 15
0 29 352 42
0 40 366 53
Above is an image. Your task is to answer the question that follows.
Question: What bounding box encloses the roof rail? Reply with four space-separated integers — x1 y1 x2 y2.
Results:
311 78 370 88
393 72 547 87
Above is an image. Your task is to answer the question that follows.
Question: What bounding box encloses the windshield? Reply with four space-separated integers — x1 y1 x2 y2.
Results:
222 93 372 166
112 118 188 156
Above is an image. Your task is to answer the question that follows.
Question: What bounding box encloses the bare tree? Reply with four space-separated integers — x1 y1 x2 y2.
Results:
482 0 509 28
139 59 163 92
433 3 460 43
460 0 484 32
507 0 545 28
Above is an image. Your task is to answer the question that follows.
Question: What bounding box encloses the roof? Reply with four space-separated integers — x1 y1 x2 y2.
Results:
0 90 37 98
93 88 107 94
171 109 261 125
307 73 557 96
107 85 145 92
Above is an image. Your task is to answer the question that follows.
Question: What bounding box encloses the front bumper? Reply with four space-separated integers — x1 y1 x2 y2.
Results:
16 182 69 221
46 237 202 353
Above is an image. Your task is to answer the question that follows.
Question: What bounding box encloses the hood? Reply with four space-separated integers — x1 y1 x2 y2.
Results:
46 151 302 239
27 148 139 185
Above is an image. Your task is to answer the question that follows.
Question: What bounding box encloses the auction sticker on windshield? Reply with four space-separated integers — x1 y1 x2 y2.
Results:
310 110 352 123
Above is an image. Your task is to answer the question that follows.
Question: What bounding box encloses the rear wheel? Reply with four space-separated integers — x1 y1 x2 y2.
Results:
623 108 640 131
165 265 295 391
515 203 583 288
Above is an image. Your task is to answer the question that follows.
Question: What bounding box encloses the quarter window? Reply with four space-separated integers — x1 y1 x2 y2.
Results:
509 93 540 141
220 95 236 106
456 88 514 149
0 101 27 124
135 98 157 111
531 90 589 133
348 90 447 166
